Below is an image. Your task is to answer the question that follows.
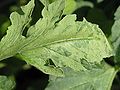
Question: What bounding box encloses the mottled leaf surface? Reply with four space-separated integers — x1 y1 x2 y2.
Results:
19 6 112 75
45 63 116 90
0 76 15 90
0 0 112 76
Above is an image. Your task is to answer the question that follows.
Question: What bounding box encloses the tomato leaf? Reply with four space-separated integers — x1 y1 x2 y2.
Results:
0 0 112 76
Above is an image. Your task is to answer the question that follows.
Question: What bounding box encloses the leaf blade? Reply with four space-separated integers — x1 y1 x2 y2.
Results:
0 0 35 61
45 63 116 90
0 0 113 76
19 16 112 76
0 76 15 90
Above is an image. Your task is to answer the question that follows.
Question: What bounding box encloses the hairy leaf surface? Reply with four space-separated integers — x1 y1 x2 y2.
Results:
0 0 112 76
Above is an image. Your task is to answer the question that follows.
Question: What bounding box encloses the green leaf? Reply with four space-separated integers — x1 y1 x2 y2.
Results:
0 0 112 76
114 6 120 21
63 0 93 14
112 6 120 63
39 0 56 6
0 76 15 90
19 16 112 76
63 0 76 14
45 63 117 90
0 0 35 60
40 0 93 15
40 0 50 7
97 0 103 3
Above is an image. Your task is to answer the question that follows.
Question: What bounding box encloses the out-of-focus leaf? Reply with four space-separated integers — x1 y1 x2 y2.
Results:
63 0 93 14
112 6 120 64
97 0 104 3
0 76 15 90
19 0 30 5
63 0 76 14
40 0 93 14
45 63 117 90
0 63 6 68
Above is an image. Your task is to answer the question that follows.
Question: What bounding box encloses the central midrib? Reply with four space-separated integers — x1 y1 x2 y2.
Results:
19 37 96 53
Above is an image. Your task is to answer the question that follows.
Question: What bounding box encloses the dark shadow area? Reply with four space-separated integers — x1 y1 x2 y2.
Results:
15 66 49 90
